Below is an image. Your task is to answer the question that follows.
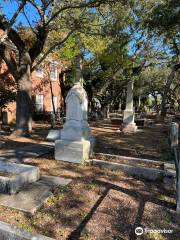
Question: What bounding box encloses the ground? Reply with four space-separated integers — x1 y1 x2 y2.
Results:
0 120 179 240
91 120 171 161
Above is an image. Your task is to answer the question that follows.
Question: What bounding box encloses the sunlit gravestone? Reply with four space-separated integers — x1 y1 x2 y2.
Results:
123 80 137 133
55 55 93 163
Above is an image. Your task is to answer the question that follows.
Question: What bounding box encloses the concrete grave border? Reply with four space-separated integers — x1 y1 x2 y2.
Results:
94 152 164 167
0 175 72 214
0 220 55 240
0 161 40 194
92 153 176 183
92 159 165 181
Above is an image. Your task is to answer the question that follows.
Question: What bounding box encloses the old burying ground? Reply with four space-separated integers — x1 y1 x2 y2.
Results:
0 120 179 240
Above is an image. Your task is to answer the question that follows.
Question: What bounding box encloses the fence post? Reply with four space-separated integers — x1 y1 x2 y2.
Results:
170 122 179 212
170 122 179 148
177 155 180 212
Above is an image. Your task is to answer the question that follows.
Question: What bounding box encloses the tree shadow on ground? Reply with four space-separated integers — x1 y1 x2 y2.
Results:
67 178 178 240
92 121 171 162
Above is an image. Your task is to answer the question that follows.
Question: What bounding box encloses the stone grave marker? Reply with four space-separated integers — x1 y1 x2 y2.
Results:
55 82 93 163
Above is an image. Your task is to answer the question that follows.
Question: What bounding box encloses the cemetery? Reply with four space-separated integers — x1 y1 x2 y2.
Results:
0 1 180 240
0 78 179 239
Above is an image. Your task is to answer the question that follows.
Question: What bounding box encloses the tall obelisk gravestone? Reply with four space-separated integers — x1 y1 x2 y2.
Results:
123 80 137 133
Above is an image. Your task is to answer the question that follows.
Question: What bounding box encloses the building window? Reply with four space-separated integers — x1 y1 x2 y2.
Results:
36 65 44 78
51 96 57 112
50 63 58 81
35 95 44 113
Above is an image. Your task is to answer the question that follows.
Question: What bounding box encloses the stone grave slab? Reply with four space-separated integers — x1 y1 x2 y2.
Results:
0 161 40 194
0 175 72 214
39 175 72 188
0 220 54 240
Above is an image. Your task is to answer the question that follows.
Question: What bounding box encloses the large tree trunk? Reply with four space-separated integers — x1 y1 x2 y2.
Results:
14 53 32 136
161 68 176 118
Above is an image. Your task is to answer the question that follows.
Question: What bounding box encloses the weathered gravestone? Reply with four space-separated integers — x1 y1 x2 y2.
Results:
123 81 137 133
0 144 72 213
55 82 93 164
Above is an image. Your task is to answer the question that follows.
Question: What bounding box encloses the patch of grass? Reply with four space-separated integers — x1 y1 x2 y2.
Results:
17 222 33 233
47 185 69 206
86 182 97 191
161 211 172 223
80 233 93 240
148 232 165 240
159 195 176 204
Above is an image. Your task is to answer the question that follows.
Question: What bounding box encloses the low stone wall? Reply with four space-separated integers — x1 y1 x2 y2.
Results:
92 159 165 181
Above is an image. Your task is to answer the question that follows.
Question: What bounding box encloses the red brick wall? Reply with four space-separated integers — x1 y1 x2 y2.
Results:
0 60 17 123
0 60 63 124
32 63 63 113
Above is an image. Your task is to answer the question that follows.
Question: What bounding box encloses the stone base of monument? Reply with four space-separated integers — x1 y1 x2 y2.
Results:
55 139 91 164
122 123 137 133
61 125 91 141
0 161 40 194
123 110 137 133
123 110 134 123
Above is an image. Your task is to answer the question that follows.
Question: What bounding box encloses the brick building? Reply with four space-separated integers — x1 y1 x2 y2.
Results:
31 60 63 121
0 44 63 124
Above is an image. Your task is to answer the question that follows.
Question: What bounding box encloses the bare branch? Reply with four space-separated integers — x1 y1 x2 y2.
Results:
32 30 73 71
9 0 27 28
46 0 118 26
22 8 38 35
0 17 26 52
0 0 27 46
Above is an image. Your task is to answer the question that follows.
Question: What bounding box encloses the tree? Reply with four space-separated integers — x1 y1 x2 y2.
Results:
55 1 136 110
138 0 180 117
136 65 170 113
0 0 122 136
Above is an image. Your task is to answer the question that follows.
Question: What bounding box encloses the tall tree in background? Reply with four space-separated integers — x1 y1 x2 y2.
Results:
138 0 180 117
0 0 123 136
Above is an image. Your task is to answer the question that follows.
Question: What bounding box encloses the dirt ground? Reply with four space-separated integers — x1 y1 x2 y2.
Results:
0 121 171 162
91 121 171 162
0 121 179 240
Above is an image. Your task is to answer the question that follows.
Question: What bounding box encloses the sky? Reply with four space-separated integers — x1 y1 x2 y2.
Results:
0 1 169 61
0 1 141 58
0 1 41 27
